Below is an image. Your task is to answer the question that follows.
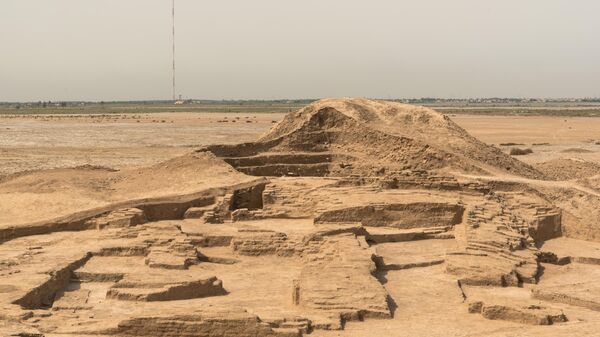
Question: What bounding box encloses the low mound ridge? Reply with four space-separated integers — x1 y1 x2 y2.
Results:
207 98 543 178
259 98 543 178
0 152 256 227
262 98 458 142
535 158 600 181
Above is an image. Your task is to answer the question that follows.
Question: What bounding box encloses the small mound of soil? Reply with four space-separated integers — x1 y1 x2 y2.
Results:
509 148 533 156
73 164 119 172
561 148 594 153
534 158 600 180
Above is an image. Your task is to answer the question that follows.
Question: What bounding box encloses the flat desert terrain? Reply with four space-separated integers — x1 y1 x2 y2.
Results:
0 112 285 177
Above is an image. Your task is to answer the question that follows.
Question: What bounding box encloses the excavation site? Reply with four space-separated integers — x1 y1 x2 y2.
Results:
2 98 600 337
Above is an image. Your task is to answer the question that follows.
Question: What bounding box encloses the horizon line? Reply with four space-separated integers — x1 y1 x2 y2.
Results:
2 97 600 104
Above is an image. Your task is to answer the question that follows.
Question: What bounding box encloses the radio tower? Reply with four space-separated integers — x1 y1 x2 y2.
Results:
171 0 176 101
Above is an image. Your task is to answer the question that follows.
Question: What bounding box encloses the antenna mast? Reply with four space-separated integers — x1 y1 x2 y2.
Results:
172 0 176 101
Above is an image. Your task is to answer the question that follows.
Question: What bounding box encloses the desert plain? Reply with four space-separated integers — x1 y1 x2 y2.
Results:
2 98 600 337
3 110 600 177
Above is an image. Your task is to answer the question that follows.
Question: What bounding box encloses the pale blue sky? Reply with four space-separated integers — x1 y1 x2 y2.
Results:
1 0 599 101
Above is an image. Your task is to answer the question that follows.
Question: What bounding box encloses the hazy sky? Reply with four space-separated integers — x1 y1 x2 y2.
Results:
1 0 599 101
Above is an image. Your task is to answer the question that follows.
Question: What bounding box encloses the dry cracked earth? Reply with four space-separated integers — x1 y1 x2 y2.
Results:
2 98 600 337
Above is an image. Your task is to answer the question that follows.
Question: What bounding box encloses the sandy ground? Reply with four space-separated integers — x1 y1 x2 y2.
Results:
0 112 284 176
452 115 600 164
3 99 600 337
1 113 600 177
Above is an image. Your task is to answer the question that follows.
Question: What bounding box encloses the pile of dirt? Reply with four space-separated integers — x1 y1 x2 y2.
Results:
561 148 594 153
534 158 600 180
509 147 533 156
0 152 257 227
209 98 543 179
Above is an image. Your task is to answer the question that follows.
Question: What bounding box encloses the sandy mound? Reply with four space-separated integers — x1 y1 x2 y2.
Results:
534 158 600 180
261 98 459 142
560 148 594 154
210 98 543 178
0 152 255 228
509 147 533 156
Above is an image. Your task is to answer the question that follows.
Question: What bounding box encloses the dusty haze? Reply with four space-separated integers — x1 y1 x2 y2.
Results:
1 0 600 101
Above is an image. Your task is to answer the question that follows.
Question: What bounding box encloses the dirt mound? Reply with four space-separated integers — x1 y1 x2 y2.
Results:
535 158 600 180
262 98 456 142
209 98 543 178
509 147 533 156
561 148 594 153
0 152 257 228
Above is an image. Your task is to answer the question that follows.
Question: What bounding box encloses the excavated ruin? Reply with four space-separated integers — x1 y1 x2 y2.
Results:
2 98 600 337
